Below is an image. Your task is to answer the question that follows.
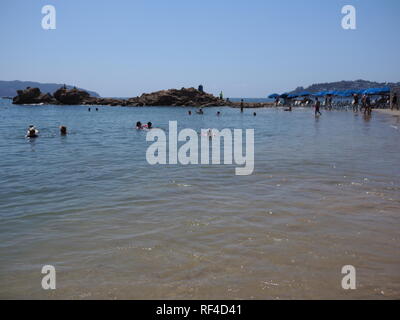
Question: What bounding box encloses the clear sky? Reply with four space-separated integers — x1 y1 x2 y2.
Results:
1 0 399 97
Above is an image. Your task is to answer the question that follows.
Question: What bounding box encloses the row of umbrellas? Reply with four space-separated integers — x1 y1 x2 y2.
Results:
269 87 390 99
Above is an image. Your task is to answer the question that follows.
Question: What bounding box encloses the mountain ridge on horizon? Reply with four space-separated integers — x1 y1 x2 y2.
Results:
289 79 400 94
0 80 100 98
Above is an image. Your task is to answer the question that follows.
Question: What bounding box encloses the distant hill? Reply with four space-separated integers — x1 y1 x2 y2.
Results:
0 80 100 97
290 80 400 94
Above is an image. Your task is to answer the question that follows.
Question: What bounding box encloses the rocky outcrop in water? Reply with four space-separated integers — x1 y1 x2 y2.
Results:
13 86 272 108
12 87 57 104
53 87 91 105
135 88 226 107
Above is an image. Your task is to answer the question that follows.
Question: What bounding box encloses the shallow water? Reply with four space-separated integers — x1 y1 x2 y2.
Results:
0 99 399 299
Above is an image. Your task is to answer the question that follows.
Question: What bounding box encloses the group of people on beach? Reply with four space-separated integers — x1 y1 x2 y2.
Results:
351 93 372 115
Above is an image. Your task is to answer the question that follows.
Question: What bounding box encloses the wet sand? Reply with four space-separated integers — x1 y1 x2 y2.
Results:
374 109 400 116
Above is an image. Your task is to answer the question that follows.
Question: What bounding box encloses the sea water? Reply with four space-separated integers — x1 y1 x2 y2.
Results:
0 98 399 299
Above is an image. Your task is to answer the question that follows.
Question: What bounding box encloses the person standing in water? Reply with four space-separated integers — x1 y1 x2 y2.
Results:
240 99 244 112
315 98 322 116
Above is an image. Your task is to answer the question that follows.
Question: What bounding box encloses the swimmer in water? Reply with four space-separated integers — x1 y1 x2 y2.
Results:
197 108 204 115
60 126 67 135
147 122 152 129
217 111 221 116
253 112 257 116
136 121 143 129
188 111 192 115
96 108 99 111
26 125 39 138
88 108 91 112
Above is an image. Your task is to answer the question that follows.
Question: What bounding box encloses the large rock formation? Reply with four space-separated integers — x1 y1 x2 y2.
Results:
12 87 57 104
136 88 225 107
53 87 90 105
13 86 272 108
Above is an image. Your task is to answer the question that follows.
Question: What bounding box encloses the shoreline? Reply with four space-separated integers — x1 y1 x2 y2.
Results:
373 109 400 116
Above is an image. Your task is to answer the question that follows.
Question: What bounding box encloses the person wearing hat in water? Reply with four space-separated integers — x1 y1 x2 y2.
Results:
60 126 67 135
26 125 39 138
136 121 143 129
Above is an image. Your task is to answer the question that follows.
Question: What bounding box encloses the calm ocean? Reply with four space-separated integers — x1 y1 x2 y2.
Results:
0 98 399 299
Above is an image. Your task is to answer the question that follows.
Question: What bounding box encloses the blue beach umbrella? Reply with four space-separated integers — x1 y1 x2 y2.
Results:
313 91 327 97
325 90 337 96
268 93 280 99
341 89 357 97
298 91 311 97
288 93 299 98
364 87 390 95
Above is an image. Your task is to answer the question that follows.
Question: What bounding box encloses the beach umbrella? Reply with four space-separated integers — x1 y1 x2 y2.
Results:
325 90 337 96
288 93 299 98
368 87 390 95
298 91 311 97
279 93 289 99
341 89 357 97
268 93 280 99
313 91 327 97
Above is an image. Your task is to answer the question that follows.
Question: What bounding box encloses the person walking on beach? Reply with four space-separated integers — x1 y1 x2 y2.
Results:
328 96 333 110
315 98 322 116
364 95 372 115
361 94 367 113
352 94 359 112
275 96 280 106
392 93 398 110
219 91 224 100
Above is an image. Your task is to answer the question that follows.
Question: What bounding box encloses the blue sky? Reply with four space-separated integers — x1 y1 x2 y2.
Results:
0 0 399 97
